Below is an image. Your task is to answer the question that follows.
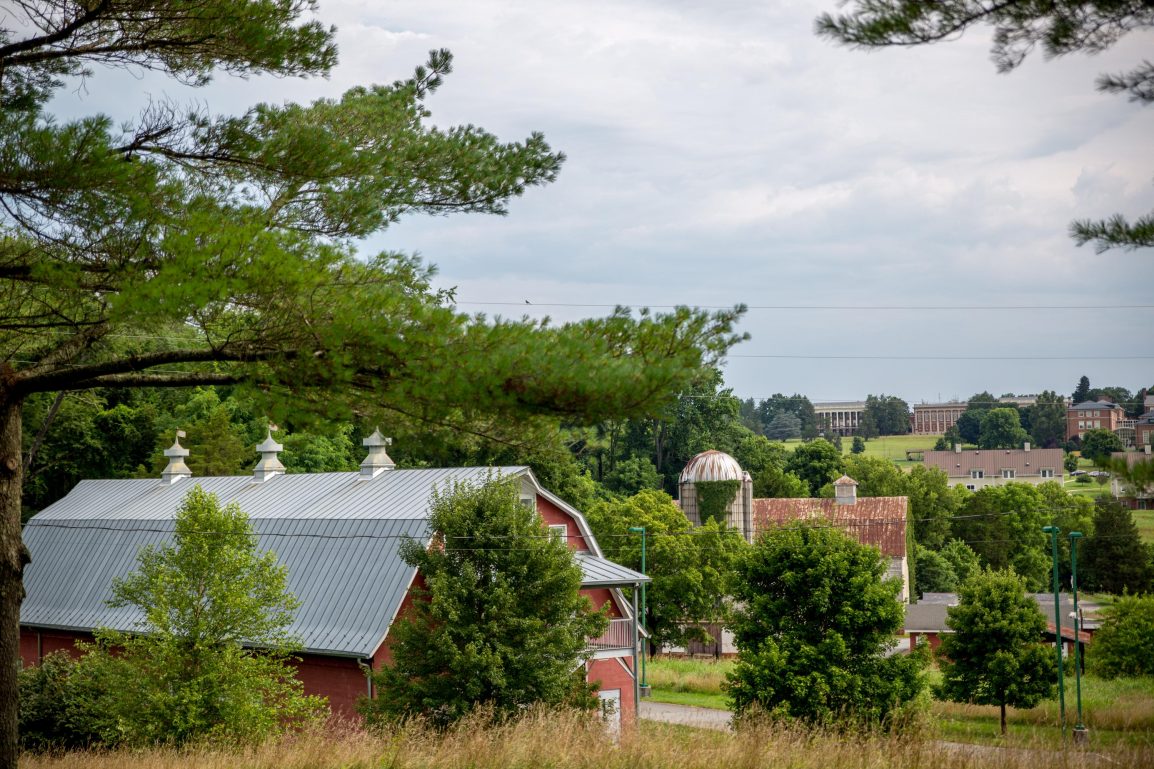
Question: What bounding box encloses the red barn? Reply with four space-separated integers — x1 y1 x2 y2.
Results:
19 431 647 726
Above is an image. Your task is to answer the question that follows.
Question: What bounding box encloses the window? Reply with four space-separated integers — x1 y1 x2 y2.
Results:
970 469 984 479
1078 421 1085 430
1094 420 1101 428
1040 468 1055 478
549 524 568 543
965 484 976 491
519 495 535 509
1001 469 1015 479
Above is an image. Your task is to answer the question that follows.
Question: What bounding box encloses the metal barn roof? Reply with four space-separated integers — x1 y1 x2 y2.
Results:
22 466 536 658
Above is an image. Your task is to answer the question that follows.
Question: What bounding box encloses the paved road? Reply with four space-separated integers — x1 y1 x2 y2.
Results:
639 700 731 731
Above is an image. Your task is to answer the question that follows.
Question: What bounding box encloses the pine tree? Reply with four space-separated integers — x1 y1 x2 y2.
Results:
1082 498 1154 594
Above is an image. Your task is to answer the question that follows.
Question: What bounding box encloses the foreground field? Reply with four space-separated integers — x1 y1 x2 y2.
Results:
21 709 1152 769
645 657 1154 749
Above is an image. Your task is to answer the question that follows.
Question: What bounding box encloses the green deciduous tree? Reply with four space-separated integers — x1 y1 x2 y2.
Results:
1082 497 1154 594
757 394 817 440
587 489 743 650
907 465 965 551
913 546 957 596
978 408 1029 449
816 2 1154 252
365 477 606 726
937 570 1054 735
862 394 910 436
954 411 983 446
727 525 926 726
1088 595 1154 678
938 539 982 586
952 484 1049 589
71 486 322 745
784 439 844 496
1081 429 1125 464
0 4 745 759
842 455 906 497
602 455 662 497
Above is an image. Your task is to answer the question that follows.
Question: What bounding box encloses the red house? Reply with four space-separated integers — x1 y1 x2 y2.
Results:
19 430 647 726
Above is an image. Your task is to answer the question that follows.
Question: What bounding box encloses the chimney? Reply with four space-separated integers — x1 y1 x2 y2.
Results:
161 431 191 484
834 475 858 506
252 427 284 482
1024 442 1031 452
360 428 395 477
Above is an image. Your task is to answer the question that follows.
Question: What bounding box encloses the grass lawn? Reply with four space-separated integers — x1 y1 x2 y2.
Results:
781 434 942 467
931 673 1154 748
1133 509 1154 542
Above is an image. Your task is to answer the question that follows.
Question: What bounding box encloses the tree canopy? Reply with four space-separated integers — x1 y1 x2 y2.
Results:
1088 595 1154 678
937 569 1054 735
727 524 926 726
815 0 1154 252
585 489 744 650
364 477 605 726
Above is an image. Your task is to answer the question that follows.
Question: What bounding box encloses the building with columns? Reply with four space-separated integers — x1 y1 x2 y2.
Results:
812 401 866 436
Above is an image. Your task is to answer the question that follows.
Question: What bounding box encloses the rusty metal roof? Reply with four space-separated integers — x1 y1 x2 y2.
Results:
678 450 744 484
751 496 908 557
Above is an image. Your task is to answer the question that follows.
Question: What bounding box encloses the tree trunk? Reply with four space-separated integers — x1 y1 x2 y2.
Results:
0 394 27 769
1000 702 1007 736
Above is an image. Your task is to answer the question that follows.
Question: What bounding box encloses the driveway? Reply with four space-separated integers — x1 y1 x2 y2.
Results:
639 700 731 731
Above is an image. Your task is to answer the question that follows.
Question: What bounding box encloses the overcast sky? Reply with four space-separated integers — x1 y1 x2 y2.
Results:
56 1 1154 405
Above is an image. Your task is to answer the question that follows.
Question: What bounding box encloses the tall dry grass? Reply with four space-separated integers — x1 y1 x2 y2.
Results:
21 709 1146 769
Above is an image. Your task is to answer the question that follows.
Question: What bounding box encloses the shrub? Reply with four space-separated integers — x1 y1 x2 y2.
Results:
1088 595 1154 678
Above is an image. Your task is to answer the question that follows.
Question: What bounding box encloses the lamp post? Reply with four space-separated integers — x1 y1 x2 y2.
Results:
1069 530 1088 744
1042 525 1066 739
628 526 649 695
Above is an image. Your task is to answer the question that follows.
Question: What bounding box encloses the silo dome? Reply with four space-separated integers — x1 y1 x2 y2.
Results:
679 450 744 484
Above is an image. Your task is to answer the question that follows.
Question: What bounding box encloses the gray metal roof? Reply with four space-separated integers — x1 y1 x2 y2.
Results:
21 466 551 658
576 553 650 587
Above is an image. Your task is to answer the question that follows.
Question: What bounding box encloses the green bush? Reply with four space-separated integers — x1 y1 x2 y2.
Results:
1088 595 1154 678
18 652 109 751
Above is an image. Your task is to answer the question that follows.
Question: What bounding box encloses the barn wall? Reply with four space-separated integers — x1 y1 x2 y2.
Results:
292 654 368 719
19 628 89 667
587 657 636 724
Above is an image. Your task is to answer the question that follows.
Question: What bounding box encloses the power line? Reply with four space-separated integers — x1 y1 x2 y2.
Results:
454 301 1154 311
728 354 1152 361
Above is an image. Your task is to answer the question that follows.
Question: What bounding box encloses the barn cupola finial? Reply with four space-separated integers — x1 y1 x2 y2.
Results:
360 428 395 478
253 426 284 483
161 430 191 484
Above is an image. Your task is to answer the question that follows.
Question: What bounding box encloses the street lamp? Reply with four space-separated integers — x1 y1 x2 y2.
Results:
627 526 649 695
1042 525 1066 739
1069 530 1088 744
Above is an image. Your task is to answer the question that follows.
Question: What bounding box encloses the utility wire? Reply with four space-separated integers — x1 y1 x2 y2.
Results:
454 301 1154 311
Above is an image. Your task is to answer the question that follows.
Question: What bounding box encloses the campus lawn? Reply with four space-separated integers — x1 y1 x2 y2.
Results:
782 434 941 467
